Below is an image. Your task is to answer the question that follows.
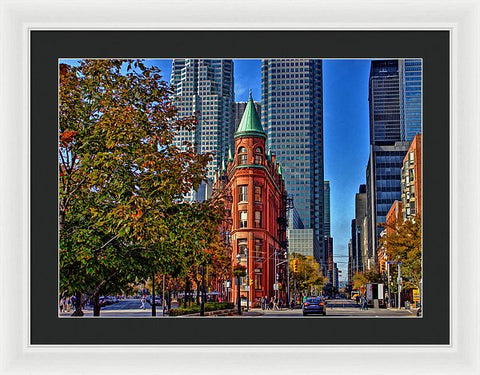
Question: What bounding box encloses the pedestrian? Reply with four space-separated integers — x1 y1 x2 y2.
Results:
290 299 295 309
260 296 265 310
140 295 146 310
361 295 368 310
279 298 283 309
273 296 278 310
59 298 63 313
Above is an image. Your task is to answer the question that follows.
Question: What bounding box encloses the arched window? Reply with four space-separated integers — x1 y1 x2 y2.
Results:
238 147 247 165
254 147 263 165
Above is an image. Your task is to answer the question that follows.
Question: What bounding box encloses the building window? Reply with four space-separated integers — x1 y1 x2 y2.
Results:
254 186 262 202
238 147 247 165
254 238 263 259
254 211 262 228
239 211 248 228
254 274 262 290
254 147 263 165
238 239 248 258
238 185 248 203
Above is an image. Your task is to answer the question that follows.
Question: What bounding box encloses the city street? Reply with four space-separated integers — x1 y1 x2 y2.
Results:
60 298 417 318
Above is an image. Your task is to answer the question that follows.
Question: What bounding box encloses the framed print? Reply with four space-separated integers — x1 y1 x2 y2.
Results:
1 0 479 374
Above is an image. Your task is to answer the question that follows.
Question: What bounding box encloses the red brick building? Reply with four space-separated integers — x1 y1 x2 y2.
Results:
214 92 288 307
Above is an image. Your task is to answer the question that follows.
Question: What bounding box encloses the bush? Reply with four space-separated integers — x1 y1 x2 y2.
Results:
168 302 234 316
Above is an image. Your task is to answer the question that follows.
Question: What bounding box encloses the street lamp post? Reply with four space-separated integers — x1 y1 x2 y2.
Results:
244 247 249 312
274 249 278 302
236 254 242 315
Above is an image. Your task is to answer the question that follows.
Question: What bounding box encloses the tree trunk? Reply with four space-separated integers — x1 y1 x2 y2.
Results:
184 277 189 309
71 291 84 316
195 279 200 306
93 292 101 316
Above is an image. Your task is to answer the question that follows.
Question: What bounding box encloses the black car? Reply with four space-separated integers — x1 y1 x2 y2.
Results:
302 297 326 316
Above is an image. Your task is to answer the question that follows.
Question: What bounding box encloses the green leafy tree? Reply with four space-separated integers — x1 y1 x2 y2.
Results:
289 254 325 296
59 59 211 315
379 214 422 290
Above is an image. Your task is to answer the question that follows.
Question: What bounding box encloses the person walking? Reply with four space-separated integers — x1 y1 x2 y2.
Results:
140 295 146 310
260 296 265 310
361 295 368 310
265 296 270 310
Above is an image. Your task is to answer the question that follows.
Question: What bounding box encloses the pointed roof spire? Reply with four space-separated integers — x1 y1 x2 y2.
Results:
228 147 233 162
235 91 266 140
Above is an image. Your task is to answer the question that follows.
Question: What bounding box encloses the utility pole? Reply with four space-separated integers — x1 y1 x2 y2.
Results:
274 250 278 301
387 262 392 307
397 262 402 309
151 273 156 316
245 248 249 312
162 274 165 316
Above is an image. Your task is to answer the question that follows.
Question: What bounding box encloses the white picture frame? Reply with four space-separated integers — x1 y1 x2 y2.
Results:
1 0 479 374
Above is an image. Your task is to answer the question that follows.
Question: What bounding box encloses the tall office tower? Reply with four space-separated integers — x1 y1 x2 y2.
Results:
366 141 410 267
350 184 367 274
399 59 423 142
235 101 261 131
261 59 325 265
170 59 235 201
369 60 402 145
323 181 331 237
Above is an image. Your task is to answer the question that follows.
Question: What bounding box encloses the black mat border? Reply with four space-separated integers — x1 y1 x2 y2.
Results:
31 31 449 345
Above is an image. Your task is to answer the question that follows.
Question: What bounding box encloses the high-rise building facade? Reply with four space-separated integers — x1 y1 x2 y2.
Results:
323 181 331 237
170 59 235 201
366 141 410 266
260 59 325 265
369 60 402 145
366 58 422 268
399 59 423 142
350 184 367 274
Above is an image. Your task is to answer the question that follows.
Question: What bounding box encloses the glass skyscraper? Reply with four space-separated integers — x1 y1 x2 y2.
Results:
369 60 401 145
323 181 331 238
260 59 325 264
366 142 410 261
170 59 235 201
366 58 422 267
399 59 423 141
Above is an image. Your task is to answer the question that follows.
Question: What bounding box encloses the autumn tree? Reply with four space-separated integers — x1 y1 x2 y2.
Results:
289 253 325 296
59 59 212 316
379 214 422 290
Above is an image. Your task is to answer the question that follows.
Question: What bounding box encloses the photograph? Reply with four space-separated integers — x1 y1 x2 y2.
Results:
58 58 423 319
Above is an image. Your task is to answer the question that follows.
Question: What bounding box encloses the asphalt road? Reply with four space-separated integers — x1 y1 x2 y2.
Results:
59 298 417 318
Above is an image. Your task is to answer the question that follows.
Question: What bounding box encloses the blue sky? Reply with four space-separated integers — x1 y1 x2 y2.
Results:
63 58 371 280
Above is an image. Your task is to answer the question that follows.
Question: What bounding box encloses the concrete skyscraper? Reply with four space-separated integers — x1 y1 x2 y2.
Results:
261 59 325 265
170 59 235 201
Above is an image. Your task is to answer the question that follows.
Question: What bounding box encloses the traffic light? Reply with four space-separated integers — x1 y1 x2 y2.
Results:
293 259 298 272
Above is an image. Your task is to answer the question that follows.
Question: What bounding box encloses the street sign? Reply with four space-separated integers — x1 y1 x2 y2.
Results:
413 288 420 302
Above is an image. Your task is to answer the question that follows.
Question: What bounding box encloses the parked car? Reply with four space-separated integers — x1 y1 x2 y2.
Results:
302 296 326 316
